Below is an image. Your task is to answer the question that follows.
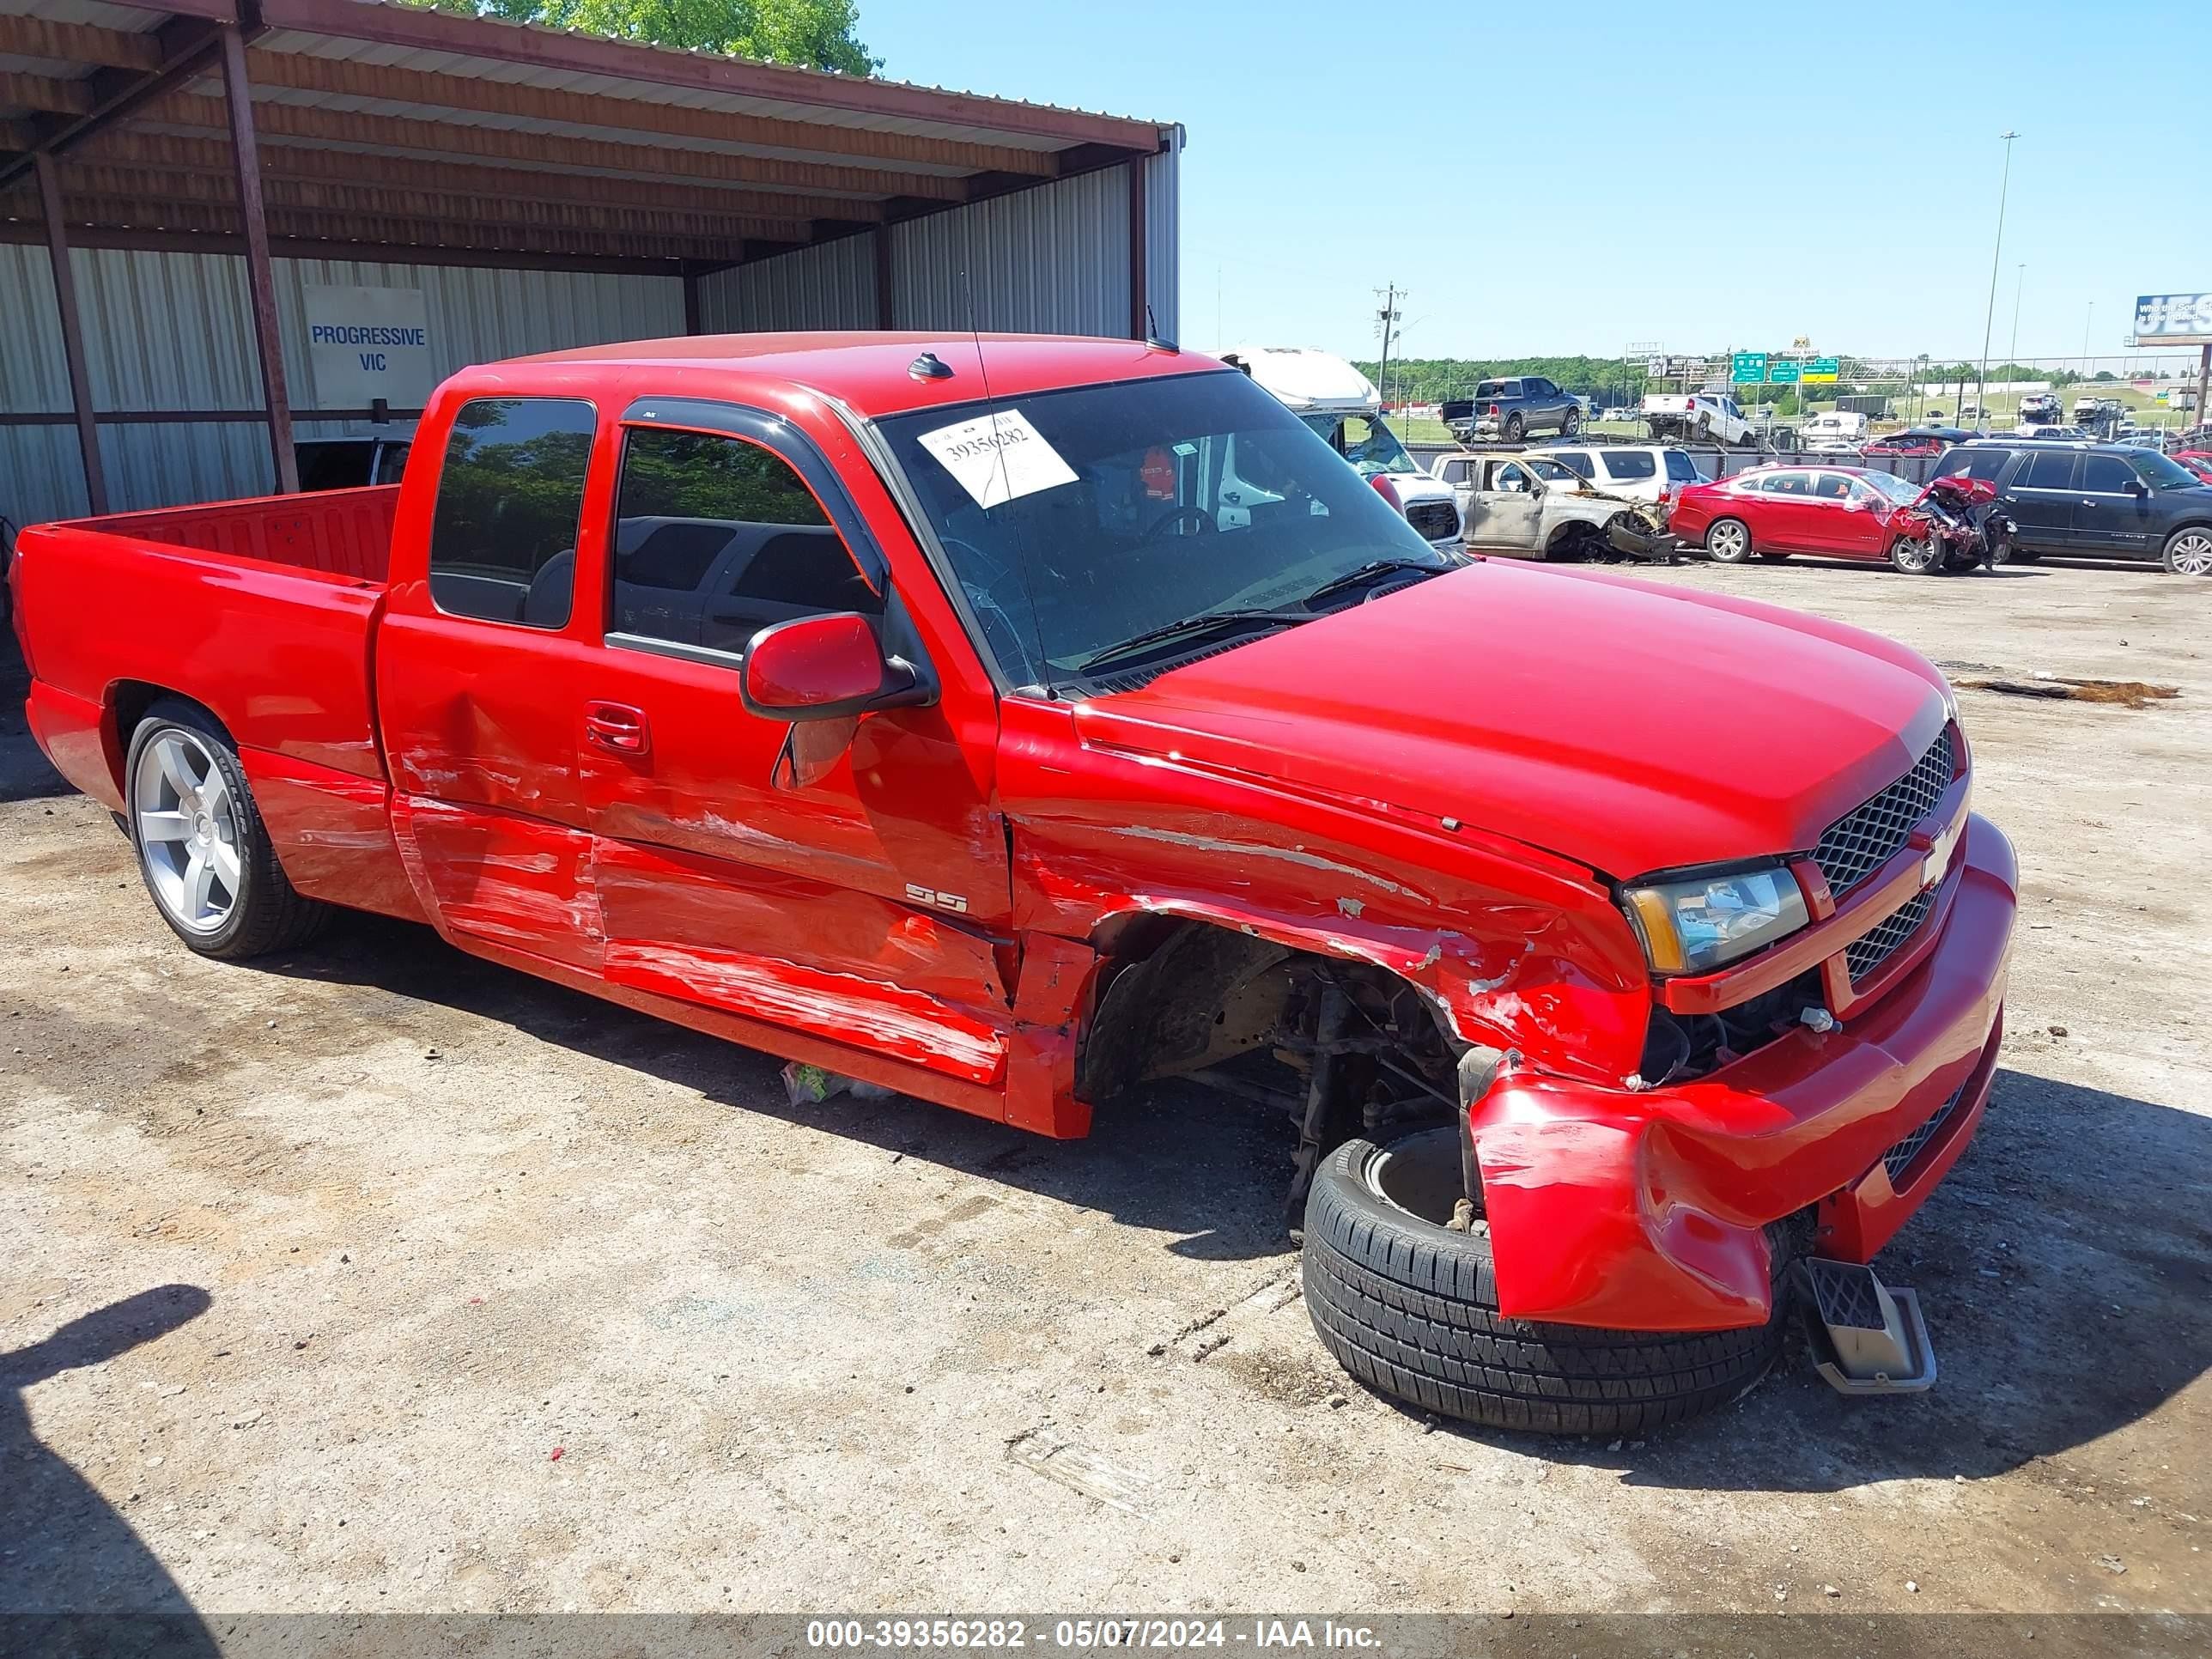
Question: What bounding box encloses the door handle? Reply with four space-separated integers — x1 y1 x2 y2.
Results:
2079 500 2099 508
584 702 651 757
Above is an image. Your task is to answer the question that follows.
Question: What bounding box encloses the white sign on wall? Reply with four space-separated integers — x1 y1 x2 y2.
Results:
304 285 434 408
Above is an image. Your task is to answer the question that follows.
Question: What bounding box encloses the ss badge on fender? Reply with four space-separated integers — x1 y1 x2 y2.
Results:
905 884 969 915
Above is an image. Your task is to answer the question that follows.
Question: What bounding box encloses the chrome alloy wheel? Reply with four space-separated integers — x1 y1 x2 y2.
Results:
2168 531 2212 576
133 727 241 934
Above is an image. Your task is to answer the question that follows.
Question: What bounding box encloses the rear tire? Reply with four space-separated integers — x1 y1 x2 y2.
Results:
1302 1130 1784 1434
1503 414 1525 443
126 700 331 961
1704 518 1755 562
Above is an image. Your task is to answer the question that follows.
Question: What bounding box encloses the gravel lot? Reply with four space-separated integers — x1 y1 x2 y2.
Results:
3 556 2208 1627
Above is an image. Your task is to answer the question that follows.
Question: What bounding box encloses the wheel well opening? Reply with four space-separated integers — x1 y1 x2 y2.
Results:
107 683 226 790
1076 918 1464 1153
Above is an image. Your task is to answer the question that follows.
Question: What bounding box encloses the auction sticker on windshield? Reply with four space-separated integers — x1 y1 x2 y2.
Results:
916 409 1077 510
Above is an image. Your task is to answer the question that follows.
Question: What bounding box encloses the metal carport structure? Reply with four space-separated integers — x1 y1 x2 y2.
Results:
0 0 1182 523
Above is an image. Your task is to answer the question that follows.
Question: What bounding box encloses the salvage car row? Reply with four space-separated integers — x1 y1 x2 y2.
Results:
1437 438 2212 575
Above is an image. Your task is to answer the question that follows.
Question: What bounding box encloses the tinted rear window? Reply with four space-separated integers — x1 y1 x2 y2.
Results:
295 442 373 492
1665 451 1698 481
428 398 597 629
2022 450 2078 489
1549 450 1595 480
1937 448 2012 482
1601 451 1656 481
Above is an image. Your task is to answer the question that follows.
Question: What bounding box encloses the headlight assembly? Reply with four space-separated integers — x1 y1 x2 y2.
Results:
1624 863 1809 975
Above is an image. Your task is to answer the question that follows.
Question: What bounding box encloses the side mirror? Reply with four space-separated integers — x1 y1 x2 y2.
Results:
2128 478 2149 497
741 612 930 723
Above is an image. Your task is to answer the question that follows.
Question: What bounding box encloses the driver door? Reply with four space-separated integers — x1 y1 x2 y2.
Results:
1462 459 1546 553
575 402 1016 1091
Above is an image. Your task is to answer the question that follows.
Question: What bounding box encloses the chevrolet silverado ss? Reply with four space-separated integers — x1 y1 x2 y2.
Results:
10 333 2016 1433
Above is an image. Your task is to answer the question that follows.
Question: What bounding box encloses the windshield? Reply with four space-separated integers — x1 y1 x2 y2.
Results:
2130 451 2200 489
1302 413 1422 477
878 369 1444 691
1862 471 1922 504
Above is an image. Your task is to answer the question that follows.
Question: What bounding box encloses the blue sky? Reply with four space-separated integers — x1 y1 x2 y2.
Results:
866 1 2209 366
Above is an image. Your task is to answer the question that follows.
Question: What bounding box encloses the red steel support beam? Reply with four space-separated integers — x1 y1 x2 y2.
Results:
220 22 295 495
32 150 108 516
1127 156 1148 342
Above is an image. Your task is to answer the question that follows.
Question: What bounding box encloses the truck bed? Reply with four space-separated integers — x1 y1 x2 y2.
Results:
14 485 399 813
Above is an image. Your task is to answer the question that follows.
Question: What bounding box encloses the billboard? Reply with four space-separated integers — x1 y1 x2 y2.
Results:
2131 293 2212 347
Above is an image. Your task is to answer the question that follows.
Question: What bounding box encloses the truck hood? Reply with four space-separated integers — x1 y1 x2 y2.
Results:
1073 562 1951 880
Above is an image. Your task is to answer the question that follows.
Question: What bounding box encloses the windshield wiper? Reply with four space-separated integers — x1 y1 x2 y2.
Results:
1299 556 1449 608
1074 608 1310 676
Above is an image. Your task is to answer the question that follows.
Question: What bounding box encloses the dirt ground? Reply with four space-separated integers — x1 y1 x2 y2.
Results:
3 556 2208 1626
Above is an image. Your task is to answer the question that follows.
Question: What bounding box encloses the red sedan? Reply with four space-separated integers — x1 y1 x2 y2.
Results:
1671 465 1942 572
2175 452 2212 485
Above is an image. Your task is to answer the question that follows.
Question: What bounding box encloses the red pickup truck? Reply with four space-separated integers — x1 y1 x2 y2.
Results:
9 333 2015 1433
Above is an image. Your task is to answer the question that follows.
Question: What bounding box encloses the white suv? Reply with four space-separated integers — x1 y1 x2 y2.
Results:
1528 443 1705 505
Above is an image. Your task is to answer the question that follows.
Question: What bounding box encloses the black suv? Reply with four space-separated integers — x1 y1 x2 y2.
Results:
1935 442 2212 575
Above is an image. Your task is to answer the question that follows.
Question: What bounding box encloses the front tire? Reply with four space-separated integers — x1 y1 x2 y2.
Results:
1302 1130 1784 1434
1704 518 1755 562
126 701 331 960
1560 408 1583 438
1889 534 1943 575
2163 526 2212 576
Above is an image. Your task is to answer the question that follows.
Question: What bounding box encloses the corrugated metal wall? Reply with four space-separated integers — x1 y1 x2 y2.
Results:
696 143 1182 343
696 234 876 334
1 246 682 526
892 164 1129 337
3 141 1181 527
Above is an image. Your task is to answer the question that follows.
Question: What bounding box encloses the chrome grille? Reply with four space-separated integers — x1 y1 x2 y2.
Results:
1814 726 1957 897
1884 1078 1969 1184
1844 886 1933 985
1404 499 1458 541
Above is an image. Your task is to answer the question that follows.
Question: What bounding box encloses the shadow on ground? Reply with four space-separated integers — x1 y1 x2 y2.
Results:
0 1285 219 1651
1434 1067 2212 1491
0 634 68 805
264 913 1296 1267
258 909 2212 1492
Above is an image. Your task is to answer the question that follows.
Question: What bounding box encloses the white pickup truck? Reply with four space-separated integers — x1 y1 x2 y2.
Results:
1643 392 1761 448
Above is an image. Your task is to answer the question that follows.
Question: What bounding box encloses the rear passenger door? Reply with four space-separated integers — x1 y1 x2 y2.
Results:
1757 470 1820 550
375 394 610 971
574 401 1016 1090
2000 448 2081 552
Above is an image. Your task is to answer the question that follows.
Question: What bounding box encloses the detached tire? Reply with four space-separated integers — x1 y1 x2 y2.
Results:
1301 1129 1784 1434
125 699 331 960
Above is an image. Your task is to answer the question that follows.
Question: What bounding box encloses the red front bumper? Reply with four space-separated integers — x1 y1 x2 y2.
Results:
1469 812 2016 1332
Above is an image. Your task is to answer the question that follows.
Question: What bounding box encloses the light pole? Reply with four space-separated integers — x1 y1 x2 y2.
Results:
2009 263 2025 366
1976 130 2019 432
2081 300 2095 370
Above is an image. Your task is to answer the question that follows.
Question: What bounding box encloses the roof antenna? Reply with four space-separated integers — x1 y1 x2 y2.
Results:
962 272 1053 696
1146 304 1176 353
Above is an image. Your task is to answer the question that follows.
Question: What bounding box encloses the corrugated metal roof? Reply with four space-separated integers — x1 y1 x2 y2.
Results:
265 1 1173 136
0 0 168 35
250 30 1080 153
